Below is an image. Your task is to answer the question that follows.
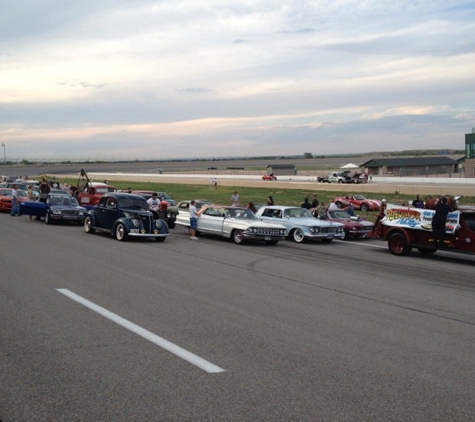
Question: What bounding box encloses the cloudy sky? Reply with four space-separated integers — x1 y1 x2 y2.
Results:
1 0 475 160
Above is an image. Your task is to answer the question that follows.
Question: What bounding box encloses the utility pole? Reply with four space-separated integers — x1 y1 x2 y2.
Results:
1 143 5 163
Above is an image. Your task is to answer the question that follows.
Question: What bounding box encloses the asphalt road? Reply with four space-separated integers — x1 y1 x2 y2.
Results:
2 213 475 421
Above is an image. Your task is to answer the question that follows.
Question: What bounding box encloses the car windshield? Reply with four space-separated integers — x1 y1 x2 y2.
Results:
329 210 351 219
353 195 366 200
225 208 257 219
118 197 147 210
48 195 79 206
283 208 313 219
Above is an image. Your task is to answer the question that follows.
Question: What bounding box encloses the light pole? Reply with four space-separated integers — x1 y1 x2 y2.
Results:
1 143 5 163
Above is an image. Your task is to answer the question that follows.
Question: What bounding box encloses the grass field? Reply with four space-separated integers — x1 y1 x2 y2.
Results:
58 177 475 221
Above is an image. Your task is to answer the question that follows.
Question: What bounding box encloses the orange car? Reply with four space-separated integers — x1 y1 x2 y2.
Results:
0 188 28 211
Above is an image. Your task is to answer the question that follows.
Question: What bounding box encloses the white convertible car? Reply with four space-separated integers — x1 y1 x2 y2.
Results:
175 205 287 244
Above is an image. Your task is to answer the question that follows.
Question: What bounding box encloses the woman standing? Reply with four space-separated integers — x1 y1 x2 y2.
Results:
27 184 35 221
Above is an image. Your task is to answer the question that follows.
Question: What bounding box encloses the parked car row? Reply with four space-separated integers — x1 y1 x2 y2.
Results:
9 190 378 246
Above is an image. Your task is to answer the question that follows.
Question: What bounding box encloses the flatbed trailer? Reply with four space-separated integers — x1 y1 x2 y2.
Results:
371 204 475 257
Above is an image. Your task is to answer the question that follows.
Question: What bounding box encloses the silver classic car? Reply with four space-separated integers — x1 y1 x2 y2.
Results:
175 205 287 244
256 206 345 243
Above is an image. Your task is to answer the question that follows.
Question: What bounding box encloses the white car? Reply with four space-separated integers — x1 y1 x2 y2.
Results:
256 205 345 243
175 205 287 244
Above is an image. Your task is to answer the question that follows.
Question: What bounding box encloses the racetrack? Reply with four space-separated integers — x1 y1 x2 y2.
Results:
2 212 475 420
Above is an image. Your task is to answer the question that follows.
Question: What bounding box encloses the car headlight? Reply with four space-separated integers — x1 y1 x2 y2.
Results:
53 209 62 215
311 227 320 233
280 229 286 235
132 219 140 228
79 211 84 215
155 219 163 229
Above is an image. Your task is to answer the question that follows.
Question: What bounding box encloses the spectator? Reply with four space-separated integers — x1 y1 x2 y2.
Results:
10 184 19 217
301 197 312 209
27 184 35 221
231 191 240 207
329 200 338 210
432 197 451 249
315 201 328 219
311 194 319 208
39 178 51 203
189 200 199 240
247 201 258 213
267 196 275 205
412 194 424 208
147 192 161 218
346 203 355 216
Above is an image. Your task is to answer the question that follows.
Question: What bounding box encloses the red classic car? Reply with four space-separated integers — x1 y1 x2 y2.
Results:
325 209 373 240
332 195 382 212
262 174 277 181
0 188 28 211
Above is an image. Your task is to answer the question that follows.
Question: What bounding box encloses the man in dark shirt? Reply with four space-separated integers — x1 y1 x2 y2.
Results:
301 197 312 209
311 194 319 208
412 194 424 208
432 197 451 249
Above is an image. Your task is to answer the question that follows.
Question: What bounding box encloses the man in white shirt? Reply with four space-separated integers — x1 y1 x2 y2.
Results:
10 185 19 216
329 201 338 210
146 192 160 218
189 200 199 240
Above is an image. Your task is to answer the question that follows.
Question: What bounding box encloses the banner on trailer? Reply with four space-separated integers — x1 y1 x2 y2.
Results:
381 204 460 233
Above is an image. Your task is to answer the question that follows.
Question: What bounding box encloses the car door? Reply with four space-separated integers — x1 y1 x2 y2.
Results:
199 207 225 235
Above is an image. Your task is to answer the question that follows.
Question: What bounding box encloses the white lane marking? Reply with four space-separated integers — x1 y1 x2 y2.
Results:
57 289 225 374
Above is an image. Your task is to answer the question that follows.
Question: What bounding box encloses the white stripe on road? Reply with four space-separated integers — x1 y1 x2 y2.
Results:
57 288 225 374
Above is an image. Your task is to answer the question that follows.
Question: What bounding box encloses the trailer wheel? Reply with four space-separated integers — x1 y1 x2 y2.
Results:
388 232 412 256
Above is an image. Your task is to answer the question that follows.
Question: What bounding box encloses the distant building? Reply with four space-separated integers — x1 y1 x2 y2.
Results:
362 156 458 176
266 163 297 175
465 131 475 177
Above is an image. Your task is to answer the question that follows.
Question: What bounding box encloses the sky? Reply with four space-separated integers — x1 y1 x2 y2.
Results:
1 0 475 161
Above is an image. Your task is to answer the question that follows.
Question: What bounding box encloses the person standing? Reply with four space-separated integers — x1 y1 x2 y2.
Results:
231 191 239 207
301 197 312 209
147 192 161 219
311 194 319 208
267 196 275 205
432 197 451 249
189 200 199 240
247 201 258 213
39 178 51 203
315 201 328 219
412 194 424 208
27 184 35 221
10 184 19 217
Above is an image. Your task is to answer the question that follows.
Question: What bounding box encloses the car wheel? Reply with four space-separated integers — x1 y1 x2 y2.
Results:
168 221 176 229
343 230 350 240
265 240 278 245
388 232 412 256
292 228 305 243
338 179 343 183
361 203 369 212
84 216 95 233
232 229 244 244
335 201 343 209
45 213 52 225
155 237 166 242
115 223 127 241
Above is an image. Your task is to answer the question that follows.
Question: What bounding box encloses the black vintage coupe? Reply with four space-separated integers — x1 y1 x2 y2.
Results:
84 193 169 241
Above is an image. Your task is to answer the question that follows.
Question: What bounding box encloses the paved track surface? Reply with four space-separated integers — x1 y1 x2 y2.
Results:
1 212 475 421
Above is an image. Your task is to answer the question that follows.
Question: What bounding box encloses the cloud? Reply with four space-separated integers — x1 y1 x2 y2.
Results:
1 0 474 160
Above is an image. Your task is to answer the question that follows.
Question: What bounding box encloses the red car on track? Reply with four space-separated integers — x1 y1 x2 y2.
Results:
262 174 277 181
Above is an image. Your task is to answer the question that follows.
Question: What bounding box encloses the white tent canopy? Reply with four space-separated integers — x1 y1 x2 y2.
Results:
340 163 360 169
